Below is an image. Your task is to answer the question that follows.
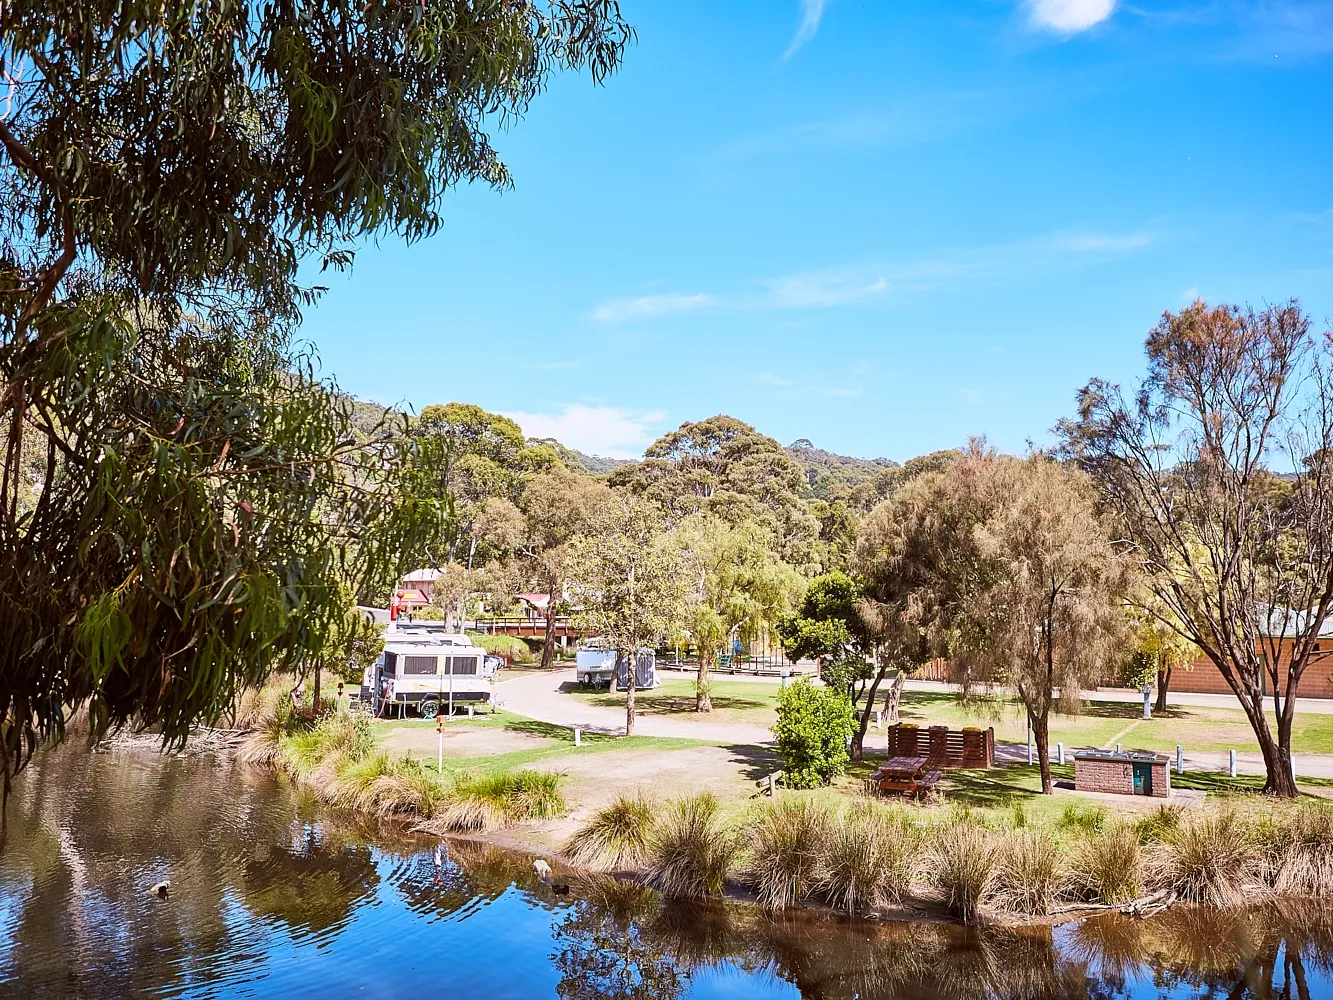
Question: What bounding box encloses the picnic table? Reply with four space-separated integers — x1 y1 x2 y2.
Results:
864 755 942 801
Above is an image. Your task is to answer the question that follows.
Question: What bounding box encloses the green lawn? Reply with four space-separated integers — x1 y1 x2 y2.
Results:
889 689 1333 756
374 709 710 776
837 756 1333 829
568 678 782 727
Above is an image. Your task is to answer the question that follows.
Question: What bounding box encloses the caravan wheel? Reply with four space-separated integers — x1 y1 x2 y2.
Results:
419 698 440 719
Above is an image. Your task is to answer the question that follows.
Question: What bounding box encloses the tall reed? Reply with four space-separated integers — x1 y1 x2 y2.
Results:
644 793 739 899
995 829 1062 916
929 821 1001 922
1270 801 1333 897
817 801 920 914
1149 811 1265 907
740 798 833 911
564 793 657 869
1066 824 1143 904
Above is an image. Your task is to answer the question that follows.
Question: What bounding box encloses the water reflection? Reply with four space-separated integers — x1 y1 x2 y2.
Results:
1 743 1331 999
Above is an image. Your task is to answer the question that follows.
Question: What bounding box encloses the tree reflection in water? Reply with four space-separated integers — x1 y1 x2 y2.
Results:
5 742 1333 1000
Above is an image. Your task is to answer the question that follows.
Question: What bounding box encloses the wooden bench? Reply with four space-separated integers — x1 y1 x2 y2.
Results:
754 770 786 798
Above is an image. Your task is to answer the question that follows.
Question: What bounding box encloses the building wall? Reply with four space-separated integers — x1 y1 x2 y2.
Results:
1169 644 1333 699
1074 759 1169 798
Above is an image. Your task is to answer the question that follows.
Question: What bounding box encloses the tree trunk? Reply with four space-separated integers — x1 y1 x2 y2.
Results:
1154 662 1172 714
850 665 889 761
884 670 905 723
608 651 619 694
1034 709 1053 794
312 663 321 715
624 647 637 737
540 575 558 670
695 644 713 713
1257 710 1298 797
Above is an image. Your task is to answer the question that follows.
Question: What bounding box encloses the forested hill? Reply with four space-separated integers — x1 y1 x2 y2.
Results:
785 440 898 500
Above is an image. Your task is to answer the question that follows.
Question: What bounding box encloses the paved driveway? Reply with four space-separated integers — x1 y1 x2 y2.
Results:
494 668 774 744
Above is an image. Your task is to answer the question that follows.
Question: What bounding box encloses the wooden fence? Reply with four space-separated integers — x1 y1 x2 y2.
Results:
885 723 994 769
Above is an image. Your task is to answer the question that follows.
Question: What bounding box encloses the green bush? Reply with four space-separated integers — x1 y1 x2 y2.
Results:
772 678 855 788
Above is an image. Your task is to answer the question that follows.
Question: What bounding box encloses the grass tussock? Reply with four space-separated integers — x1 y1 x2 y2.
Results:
1131 804 1183 844
1066 825 1143 905
929 821 1001 922
431 770 566 832
564 793 657 869
818 800 920 914
995 830 1062 916
1271 801 1333 897
741 798 833 911
644 793 739 899
1149 811 1265 907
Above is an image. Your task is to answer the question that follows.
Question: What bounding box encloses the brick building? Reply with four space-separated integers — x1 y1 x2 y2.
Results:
1074 750 1171 798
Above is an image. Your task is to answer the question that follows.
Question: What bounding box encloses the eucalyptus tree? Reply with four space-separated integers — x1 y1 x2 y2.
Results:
520 466 614 667
610 415 819 567
676 514 801 712
566 497 687 736
1061 301 1333 796
0 0 633 845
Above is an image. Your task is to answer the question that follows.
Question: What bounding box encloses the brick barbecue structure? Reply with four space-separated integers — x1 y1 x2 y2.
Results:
885 724 995 768
1074 750 1171 798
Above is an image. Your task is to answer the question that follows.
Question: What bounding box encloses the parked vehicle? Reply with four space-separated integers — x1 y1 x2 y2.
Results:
575 640 657 689
371 628 492 716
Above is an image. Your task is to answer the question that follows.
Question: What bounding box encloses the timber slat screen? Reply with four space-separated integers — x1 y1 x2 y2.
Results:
885 724 994 769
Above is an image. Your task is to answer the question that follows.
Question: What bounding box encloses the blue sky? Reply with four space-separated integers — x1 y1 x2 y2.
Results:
301 0 1333 460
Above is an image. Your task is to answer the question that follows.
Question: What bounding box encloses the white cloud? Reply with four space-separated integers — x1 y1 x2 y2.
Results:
1024 0 1116 33
591 293 713 325
784 0 829 59
503 404 665 459
591 227 1154 325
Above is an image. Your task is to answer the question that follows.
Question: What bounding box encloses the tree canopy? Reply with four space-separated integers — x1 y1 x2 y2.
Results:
0 0 634 845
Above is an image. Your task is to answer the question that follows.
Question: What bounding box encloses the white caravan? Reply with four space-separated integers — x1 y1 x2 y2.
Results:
368 627 494 716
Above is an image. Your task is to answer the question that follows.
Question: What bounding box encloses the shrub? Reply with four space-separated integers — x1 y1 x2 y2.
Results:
644 794 739 898
1067 825 1143 904
772 679 855 789
741 798 833 911
995 830 1062 916
564 793 657 869
1056 802 1107 836
1148 812 1265 907
432 770 566 832
1271 802 1333 897
1131 804 1182 844
817 801 920 914
929 822 1001 922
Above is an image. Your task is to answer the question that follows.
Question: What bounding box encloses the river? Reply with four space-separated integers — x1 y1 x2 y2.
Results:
1 743 1331 999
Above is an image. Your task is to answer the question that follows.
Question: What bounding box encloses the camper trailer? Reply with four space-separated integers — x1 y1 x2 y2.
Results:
369 627 493 716
575 640 657 689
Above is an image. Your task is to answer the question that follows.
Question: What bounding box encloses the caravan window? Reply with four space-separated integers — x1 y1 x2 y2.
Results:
447 656 478 675
403 655 439 675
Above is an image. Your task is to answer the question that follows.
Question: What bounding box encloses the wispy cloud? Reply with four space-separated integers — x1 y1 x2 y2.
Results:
503 404 665 459
592 227 1156 325
754 372 864 400
784 0 830 59
591 293 714 325
1023 0 1116 33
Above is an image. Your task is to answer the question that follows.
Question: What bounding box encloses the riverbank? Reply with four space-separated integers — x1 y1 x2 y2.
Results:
234 678 1333 929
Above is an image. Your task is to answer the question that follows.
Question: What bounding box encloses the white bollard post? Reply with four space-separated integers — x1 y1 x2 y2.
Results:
1291 754 1297 783
573 727 582 747
1176 745 1184 775
1229 748 1237 778
1057 742 1065 766
1116 743 1122 754
468 704 474 718
1027 717 1033 765
874 709 882 730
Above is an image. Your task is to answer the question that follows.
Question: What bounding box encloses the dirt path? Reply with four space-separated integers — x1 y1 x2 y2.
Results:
495 668 775 745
